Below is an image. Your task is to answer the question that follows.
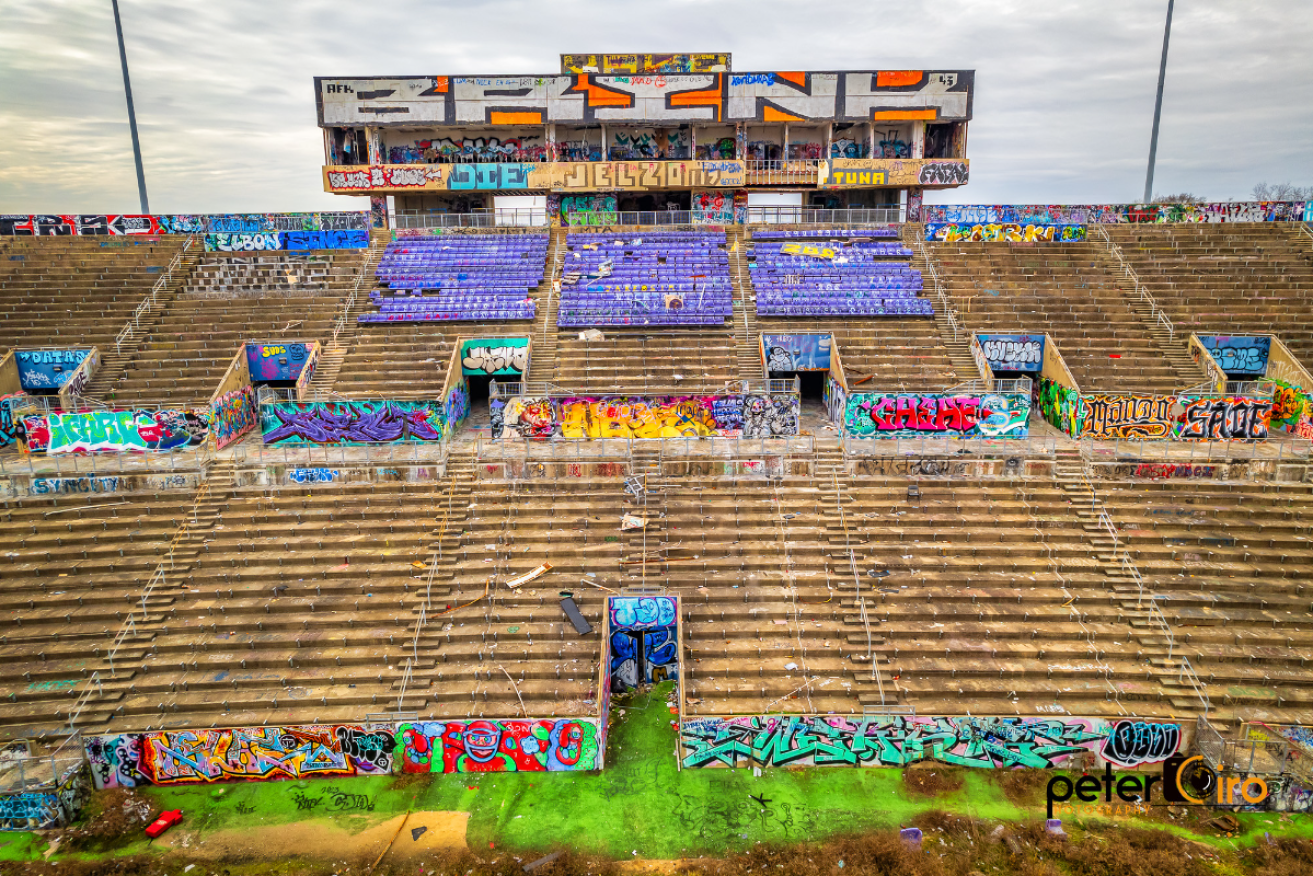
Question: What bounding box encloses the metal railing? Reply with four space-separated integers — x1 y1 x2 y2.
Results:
1180 658 1211 716
911 239 960 343
841 435 1062 459
1088 224 1174 342
746 206 903 226
329 236 387 348
498 377 798 399
115 236 194 354
563 211 696 228
1146 598 1175 660
395 210 548 229
475 434 814 464
1225 380 1272 398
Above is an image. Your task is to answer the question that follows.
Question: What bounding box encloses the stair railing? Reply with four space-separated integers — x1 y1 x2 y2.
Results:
911 239 959 343
116 235 193 354
1179 656 1210 715
1088 224 1174 342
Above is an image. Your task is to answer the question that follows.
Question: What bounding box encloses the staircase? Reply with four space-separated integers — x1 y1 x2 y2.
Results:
84 242 202 401
307 232 390 398
908 232 977 384
531 226 568 383
728 227 761 381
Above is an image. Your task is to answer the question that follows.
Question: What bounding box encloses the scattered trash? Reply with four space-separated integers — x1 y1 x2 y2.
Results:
784 662 798 670
560 596 593 635
1044 819 1066 836
867 569 891 578
579 329 605 341
900 827 923 849
620 514 649 531
411 826 428 841
523 850 564 871
145 809 183 838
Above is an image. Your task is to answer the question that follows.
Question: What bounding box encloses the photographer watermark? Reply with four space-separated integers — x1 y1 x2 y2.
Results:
1046 754 1269 818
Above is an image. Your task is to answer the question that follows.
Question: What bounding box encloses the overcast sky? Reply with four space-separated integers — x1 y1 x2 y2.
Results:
1 0 1309 214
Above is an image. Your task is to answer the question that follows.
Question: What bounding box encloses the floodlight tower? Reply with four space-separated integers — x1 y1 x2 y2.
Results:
111 0 150 213
1144 0 1175 204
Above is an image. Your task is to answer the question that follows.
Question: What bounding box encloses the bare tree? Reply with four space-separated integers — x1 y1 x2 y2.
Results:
1252 182 1313 201
1152 193 1207 204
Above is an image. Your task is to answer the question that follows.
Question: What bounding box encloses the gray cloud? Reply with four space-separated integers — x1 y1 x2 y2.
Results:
0 0 1308 212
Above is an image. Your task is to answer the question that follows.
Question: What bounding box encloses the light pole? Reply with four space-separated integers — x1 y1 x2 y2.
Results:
111 0 150 213
1143 0 1175 204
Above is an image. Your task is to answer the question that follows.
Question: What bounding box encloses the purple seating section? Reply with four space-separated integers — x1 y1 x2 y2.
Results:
750 235 932 317
359 234 548 323
557 232 734 327
756 227 901 239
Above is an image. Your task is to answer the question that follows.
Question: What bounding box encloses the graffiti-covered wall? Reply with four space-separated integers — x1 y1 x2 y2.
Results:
922 202 1313 225
680 715 1182 770
492 394 800 439
0 213 368 236
843 392 1030 439
0 764 90 831
1198 335 1270 377
692 190 747 225
85 725 397 790
460 338 529 376
20 410 211 454
608 595 679 693
762 334 831 371
14 349 91 390
260 400 446 446
1035 381 1273 441
977 335 1043 372
203 230 369 252
397 719 601 774
246 342 316 383
0 393 25 447
212 385 258 450
926 223 1085 243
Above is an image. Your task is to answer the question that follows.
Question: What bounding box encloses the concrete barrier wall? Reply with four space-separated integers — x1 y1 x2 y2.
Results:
923 202 1313 224
679 715 1187 771
842 392 1031 439
0 213 368 236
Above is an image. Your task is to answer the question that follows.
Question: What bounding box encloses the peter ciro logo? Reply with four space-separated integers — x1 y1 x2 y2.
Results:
1046 754 1269 819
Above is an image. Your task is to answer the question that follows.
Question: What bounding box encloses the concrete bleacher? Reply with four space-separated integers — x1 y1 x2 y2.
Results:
92 251 365 407
0 236 187 352
930 240 1203 392
4 221 1313 748
1106 224 1313 364
1098 479 1313 725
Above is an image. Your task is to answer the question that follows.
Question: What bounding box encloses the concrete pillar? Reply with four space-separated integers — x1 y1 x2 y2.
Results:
735 123 747 160
366 127 382 165
825 123 833 160
912 122 926 160
689 126 697 160
601 123 608 161
546 124 556 161
783 123 790 162
867 122 875 159
907 187 924 222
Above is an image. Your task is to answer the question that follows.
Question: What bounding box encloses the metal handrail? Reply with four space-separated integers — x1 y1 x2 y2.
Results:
115 235 193 354
330 235 386 348
745 207 903 226
912 239 960 343
1089 224 1175 343
1179 657 1210 715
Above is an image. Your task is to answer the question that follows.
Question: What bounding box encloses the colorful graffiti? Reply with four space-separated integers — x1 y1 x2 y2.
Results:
444 382 470 437
261 400 445 446
203 230 369 252
609 596 678 693
977 335 1043 372
14 349 90 390
20 409 210 455
824 376 847 425
844 393 1029 439
921 202 1313 225
495 394 799 440
1037 379 1081 438
0 213 367 236
691 190 747 225
1267 379 1313 435
0 765 88 832
1174 396 1271 441
246 342 313 383
397 720 599 773
680 716 1181 770
763 334 831 371
0 392 25 446
85 725 396 789
926 223 1086 243
460 338 529 375
1079 394 1176 440
558 194 619 227
212 385 258 450
1199 335 1270 376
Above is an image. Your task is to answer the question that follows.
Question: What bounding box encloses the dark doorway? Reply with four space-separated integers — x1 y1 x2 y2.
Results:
769 369 825 402
468 375 492 406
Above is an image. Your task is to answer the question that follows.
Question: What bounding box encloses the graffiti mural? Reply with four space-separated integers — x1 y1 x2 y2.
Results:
460 338 529 375
1199 335 1270 376
398 719 599 773
609 596 678 693
246 342 313 383
680 715 1180 770
1078 394 1176 440
926 223 1086 243
762 334 831 371
14 349 90 390
1268 379 1313 435
261 400 446 446
1037 379 1081 438
1174 396 1271 441
921 202 1313 225
203 230 368 252
977 335 1043 372
212 385 258 450
494 397 559 439
558 194 619 226
0 213 367 236
496 394 799 440
85 726 395 789
444 382 470 437
20 410 210 455
824 376 847 425
691 189 747 225
0 392 25 447
844 393 1029 439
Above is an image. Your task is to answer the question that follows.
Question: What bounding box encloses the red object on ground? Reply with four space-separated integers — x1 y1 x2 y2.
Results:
145 809 183 838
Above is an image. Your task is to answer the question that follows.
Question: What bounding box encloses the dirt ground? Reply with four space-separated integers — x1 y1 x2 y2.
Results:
154 810 469 864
